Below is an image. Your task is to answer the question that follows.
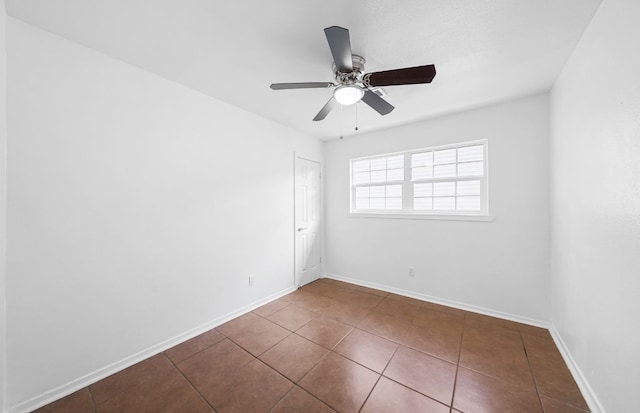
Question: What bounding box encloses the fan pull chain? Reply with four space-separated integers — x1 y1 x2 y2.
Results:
355 103 359 132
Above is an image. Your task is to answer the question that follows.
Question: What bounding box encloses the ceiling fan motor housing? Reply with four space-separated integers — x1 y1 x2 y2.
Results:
333 54 366 85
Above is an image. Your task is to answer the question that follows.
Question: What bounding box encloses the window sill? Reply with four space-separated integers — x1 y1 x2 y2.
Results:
349 212 495 222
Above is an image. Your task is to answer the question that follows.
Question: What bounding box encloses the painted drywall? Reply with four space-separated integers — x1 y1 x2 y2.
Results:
0 2 7 412
324 94 550 322
5 18 321 409
549 0 640 411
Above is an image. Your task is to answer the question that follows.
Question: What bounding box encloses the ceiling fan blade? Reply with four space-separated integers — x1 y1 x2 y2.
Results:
270 82 335 90
313 97 338 121
324 26 353 73
361 89 394 116
365 64 436 87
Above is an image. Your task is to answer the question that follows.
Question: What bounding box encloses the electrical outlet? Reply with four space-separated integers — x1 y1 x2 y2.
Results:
249 275 255 286
409 267 415 277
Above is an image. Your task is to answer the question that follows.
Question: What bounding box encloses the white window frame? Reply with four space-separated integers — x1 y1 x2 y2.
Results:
349 139 493 221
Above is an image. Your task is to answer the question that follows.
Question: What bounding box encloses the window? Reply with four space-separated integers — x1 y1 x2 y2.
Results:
350 140 489 218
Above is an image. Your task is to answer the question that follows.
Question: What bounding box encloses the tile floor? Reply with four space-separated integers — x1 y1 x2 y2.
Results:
35 278 589 413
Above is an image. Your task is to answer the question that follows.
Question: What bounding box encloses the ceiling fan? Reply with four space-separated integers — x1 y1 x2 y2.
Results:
270 26 436 121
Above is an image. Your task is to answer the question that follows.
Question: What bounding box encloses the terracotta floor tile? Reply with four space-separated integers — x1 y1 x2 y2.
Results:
280 288 308 303
373 298 421 321
301 280 342 298
95 367 211 413
267 304 316 331
383 346 456 405
402 324 462 363
299 353 379 413
413 307 465 332
253 299 290 317
353 285 389 297
386 293 425 307
419 301 466 317
215 312 262 337
523 333 566 366
335 290 385 309
225 316 290 356
323 301 371 326
334 328 398 373
164 328 225 364
464 312 523 334
177 339 254 389
529 358 589 410
33 389 94 413
358 311 412 343
269 386 337 413
259 334 329 382
320 278 357 290
199 358 293 413
90 353 175 404
541 397 591 412
460 325 535 389
361 377 450 413
453 367 542 413
296 317 353 349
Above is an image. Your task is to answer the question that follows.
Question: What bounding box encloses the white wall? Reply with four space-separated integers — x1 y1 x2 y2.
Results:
324 94 550 322
5 18 321 410
549 0 640 411
0 1 7 412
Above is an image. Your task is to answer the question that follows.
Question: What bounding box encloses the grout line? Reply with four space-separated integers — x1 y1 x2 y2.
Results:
86 386 98 413
449 311 468 412
164 353 218 413
521 332 547 413
357 374 382 413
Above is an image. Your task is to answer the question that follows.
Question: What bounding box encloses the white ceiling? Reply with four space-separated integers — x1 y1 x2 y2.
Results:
6 0 602 140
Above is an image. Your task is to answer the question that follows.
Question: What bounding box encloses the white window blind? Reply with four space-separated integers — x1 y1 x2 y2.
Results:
351 155 404 211
350 140 488 217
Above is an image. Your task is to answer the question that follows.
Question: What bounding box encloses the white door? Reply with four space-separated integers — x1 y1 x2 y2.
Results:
295 157 322 287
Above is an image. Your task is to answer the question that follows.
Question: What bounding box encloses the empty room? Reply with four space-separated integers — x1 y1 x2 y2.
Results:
0 0 638 412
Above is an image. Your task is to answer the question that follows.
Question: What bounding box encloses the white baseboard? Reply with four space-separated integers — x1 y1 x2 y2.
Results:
549 326 605 413
10 286 296 413
324 273 549 328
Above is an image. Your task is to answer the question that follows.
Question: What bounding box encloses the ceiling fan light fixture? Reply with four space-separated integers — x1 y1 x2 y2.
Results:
333 85 364 105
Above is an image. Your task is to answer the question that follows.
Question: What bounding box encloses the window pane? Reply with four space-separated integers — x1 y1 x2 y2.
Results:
457 180 481 196
434 163 456 178
370 197 385 209
387 168 404 182
386 185 402 198
353 171 370 185
414 183 433 197
369 186 385 198
353 160 370 173
355 187 370 198
355 197 369 209
387 155 404 169
434 181 455 196
458 161 484 177
370 170 386 183
457 196 481 210
458 145 483 162
370 158 386 171
434 196 456 210
434 148 456 164
386 198 402 210
412 166 433 180
414 197 433 210
411 152 433 167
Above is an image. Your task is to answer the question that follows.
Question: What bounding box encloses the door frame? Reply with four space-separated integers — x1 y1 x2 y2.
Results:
293 154 322 288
